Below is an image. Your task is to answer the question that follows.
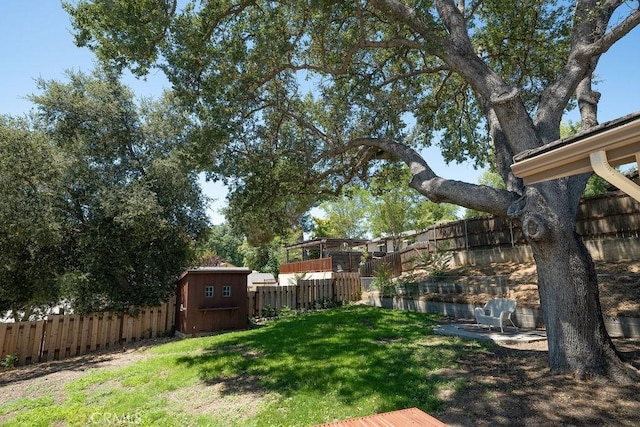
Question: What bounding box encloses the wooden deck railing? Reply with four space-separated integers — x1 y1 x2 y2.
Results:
279 257 332 274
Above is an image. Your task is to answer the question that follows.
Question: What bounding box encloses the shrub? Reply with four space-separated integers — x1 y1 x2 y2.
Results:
372 263 396 297
410 244 452 281
261 304 278 318
279 305 295 318
1 353 18 369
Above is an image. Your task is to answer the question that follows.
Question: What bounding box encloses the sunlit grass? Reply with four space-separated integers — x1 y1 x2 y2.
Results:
0 305 485 426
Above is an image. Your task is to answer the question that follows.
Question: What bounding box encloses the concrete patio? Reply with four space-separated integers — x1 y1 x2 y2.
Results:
433 321 547 345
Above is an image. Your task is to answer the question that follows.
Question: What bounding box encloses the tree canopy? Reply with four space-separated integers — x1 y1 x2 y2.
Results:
65 0 640 381
0 70 209 317
312 185 371 239
0 117 68 319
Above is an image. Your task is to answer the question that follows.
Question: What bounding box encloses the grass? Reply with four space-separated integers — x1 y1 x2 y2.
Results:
0 305 486 426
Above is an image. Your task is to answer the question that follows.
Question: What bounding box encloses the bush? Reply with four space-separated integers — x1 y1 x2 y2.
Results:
261 304 278 318
279 305 296 318
409 244 452 281
1 353 18 369
372 263 396 297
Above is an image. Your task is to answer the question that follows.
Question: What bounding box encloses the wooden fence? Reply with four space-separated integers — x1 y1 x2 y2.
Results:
247 272 361 317
3 273 362 366
360 193 640 277
0 297 175 366
359 252 402 278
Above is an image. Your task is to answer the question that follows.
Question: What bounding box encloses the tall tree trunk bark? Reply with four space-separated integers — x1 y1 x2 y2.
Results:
518 190 638 383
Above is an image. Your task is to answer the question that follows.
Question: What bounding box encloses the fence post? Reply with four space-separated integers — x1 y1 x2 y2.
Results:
464 219 469 251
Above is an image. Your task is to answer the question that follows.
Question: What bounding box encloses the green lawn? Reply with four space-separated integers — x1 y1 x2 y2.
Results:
0 306 485 426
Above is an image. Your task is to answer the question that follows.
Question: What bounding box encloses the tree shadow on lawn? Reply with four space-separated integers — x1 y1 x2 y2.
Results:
173 307 488 415
435 339 640 426
173 307 640 425
0 353 119 387
0 337 175 387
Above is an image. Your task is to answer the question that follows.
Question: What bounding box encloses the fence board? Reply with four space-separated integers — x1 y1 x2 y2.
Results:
16 323 30 365
125 315 135 343
58 317 69 359
45 317 59 361
68 315 80 357
109 314 120 348
4 324 17 361
98 315 107 350
145 308 154 338
0 323 8 359
79 315 90 356
88 314 98 352
31 320 45 363
149 308 158 338
248 291 256 317
61 316 73 358
139 311 147 339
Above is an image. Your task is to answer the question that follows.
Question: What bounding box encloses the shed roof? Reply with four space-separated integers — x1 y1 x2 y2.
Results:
178 267 251 281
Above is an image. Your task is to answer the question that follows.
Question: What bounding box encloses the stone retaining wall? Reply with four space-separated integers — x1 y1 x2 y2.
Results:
363 295 640 338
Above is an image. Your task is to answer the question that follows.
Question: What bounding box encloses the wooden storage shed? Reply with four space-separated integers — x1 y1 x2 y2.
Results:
176 267 251 336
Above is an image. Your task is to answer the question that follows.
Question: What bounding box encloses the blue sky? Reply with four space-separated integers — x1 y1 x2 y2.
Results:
1 3 639 223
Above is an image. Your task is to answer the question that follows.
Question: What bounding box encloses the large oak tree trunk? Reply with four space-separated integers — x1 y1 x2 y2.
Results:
520 191 637 383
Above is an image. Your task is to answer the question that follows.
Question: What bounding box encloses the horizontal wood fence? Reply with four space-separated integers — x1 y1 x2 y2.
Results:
279 257 332 274
0 297 175 366
248 272 361 317
279 253 363 274
360 193 640 278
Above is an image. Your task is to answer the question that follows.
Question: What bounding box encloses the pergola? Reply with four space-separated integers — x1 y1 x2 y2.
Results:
511 112 640 202
284 238 369 262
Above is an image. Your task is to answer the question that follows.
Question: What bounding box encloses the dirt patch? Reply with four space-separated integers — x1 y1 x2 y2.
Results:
165 376 276 421
0 338 276 424
435 334 640 426
0 337 172 402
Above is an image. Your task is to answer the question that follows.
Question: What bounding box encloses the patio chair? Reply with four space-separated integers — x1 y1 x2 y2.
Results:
474 298 517 333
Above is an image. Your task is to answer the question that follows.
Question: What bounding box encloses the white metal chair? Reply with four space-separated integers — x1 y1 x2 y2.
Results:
474 298 517 333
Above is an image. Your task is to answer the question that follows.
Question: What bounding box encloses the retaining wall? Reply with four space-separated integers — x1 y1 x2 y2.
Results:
363 295 640 338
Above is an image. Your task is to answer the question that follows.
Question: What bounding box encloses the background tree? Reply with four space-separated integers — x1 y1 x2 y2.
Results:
312 185 371 239
197 223 245 267
0 118 68 320
239 236 290 277
0 69 210 314
369 163 458 250
66 0 640 381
